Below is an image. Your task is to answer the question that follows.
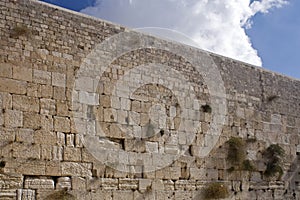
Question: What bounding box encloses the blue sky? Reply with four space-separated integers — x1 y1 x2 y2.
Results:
40 0 300 79
246 0 300 79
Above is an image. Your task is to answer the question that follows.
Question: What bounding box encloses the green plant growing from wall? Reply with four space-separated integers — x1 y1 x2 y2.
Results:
242 159 256 171
263 144 285 179
45 189 76 200
226 137 246 165
226 137 257 172
203 182 229 199
10 25 30 38
201 104 212 113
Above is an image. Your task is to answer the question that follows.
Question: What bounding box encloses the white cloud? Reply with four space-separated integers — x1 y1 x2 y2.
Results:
81 0 288 66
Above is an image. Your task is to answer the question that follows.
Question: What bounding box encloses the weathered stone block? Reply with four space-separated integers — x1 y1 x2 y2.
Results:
139 179 152 191
121 98 131 110
0 173 23 189
45 161 61 176
53 86 66 100
56 132 66 146
109 123 126 138
13 66 32 82
40 98 56 115
52 72 66 87
72 176 86 190
119 178 138 190
169 166 181 180
40 145 52 160
174 191 196 200
63 147 81 161
112 191 134 200
23 112 41 129
0 63 12 78
89 178 119 190
145 141 158 153
90 190 112 200
33 69 51 84
190 167 206 180
24 177 54 189
100 95 111 108
15 160 46 175
12 95 39 113
65 134 75 147
17 189 35 200
12 143 40 160
56 177 71 190
40 115 53 131
54 116 70 133
52 145 63 161
103 108 117 123
40 84 53 98
0 92 12 109
0 189 17 199
155 191 174 200
4 109 23 128
61 162 92 177
75 76 94 92
151 179 164 191
16 128 34 144
56 100 69 117
34 130 57 145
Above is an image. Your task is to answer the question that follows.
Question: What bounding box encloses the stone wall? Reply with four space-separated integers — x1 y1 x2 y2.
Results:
0 0 300 199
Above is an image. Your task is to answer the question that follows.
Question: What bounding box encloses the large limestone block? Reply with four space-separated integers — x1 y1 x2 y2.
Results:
0 63 12 78
13 66 32 82
0 173 23 189
40 98 56 115
12 143 40 160
63 147 82 162
61 162 92 177
23 112 41 129
52 72 66 87
24 177 54 190
12 95 39 113
33 69 51 84
4 109 23 128
54 116 70 133
112 191 134 200
16 128 34 144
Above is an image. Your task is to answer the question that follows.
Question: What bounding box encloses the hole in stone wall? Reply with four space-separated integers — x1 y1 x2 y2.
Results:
188 146 192 156
201 104 212 113
109 138 125 150
77 45 84 50
0 161 6 168
160 129 165 136
267 95 279 102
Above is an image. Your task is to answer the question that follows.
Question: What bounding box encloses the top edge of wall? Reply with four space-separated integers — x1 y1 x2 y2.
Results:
11 0 300 82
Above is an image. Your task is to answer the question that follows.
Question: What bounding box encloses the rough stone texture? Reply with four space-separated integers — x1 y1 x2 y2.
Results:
0 0 299 199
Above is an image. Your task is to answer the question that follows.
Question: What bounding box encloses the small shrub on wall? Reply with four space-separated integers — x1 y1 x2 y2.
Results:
263 144 285 179
226 137 246 165
10 25 30 38
203 182 229 199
